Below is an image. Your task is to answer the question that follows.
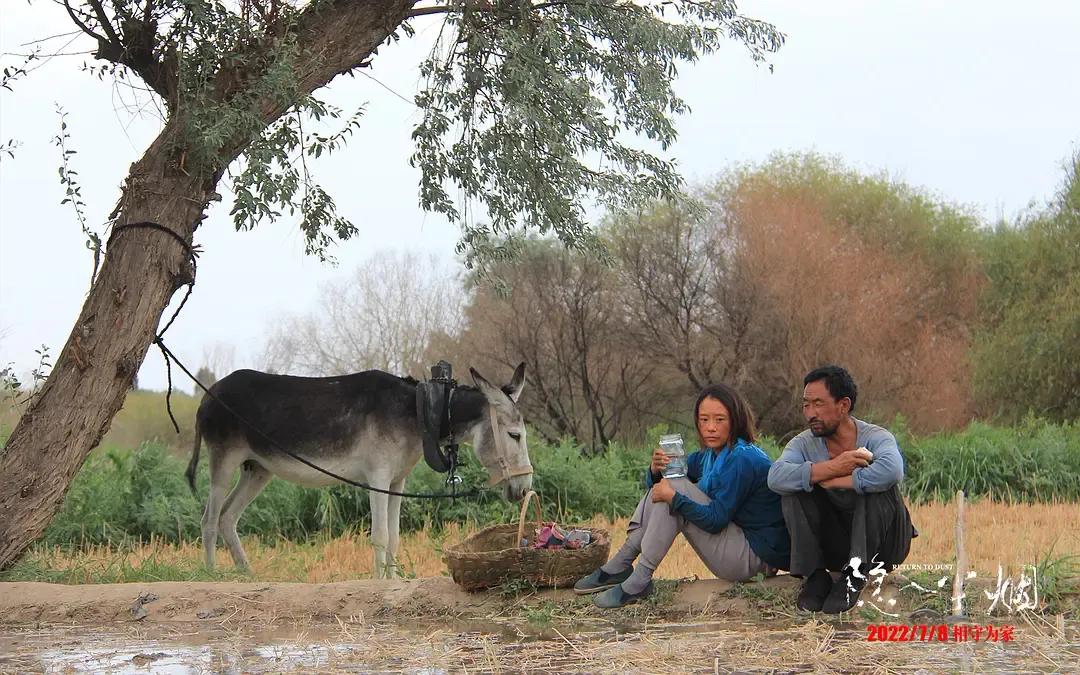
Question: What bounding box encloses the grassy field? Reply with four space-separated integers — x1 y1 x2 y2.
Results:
5 417 1077 554
6 499 1078 585
3 394 1079 607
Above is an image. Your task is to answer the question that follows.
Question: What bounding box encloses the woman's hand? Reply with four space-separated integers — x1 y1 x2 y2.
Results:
650 448 669 475
651 478 676 504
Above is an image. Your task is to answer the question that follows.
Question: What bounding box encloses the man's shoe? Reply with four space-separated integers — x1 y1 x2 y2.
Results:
797 569 834 612
593 581 654 609
574 567 632 595
822 571 867 614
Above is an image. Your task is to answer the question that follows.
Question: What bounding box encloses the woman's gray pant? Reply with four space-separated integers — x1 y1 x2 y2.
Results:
781 485 915 577
602 478 766 585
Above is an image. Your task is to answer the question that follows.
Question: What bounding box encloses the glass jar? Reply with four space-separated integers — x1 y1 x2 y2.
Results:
659 433 687 479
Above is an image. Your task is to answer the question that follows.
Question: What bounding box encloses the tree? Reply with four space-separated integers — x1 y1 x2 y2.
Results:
195 341 236 388
0 0 782 567
194 366 218 388
438 151 987 448
973 150 1080 422
716 153 983 434
428 240 668 451
604 197 791 431
605 201 721 391
261 250 464 377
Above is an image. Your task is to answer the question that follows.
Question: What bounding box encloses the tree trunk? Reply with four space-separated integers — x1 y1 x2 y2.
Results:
0 125 215 567
0 0 417 569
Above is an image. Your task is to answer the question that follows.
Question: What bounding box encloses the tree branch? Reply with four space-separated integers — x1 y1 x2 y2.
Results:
406 5 452 18
214 0 415 160
62 0 109 44
407 1 581 19
87 0 123 46
59 0 175 104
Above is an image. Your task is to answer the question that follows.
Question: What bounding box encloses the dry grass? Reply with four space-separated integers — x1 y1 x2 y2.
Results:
637 498 1080 581
3 611 1075 674
235 613 1077 673
16 500 1080 584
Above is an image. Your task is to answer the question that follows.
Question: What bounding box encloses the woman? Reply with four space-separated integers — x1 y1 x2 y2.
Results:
575 383 791 608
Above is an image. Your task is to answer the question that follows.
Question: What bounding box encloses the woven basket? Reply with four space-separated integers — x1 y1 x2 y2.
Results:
444 491 610 591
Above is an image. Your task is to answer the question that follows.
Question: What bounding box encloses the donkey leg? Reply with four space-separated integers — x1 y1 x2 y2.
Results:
202 449 241 570
386 478 405 578
219 461 272 572
368 483 391 579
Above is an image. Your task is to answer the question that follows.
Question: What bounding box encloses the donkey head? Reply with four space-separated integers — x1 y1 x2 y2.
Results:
469 362 532 501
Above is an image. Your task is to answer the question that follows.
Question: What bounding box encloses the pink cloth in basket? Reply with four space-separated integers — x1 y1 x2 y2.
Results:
531 522 592 550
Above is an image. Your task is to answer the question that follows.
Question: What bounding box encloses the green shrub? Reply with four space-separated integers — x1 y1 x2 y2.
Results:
899 418 1080 503
29 419 1080 550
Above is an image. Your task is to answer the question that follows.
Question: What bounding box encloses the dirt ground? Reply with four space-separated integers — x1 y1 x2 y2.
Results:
0 576 759 626
2 576 1079 673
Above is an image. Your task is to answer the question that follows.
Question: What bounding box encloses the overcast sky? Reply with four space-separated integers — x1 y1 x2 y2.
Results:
1 0 1078 392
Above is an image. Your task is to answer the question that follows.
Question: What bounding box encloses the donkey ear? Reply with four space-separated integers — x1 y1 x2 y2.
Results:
502 361 526 403
470 367 506 404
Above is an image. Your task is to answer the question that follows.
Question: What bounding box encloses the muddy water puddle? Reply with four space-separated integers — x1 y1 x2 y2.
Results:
1 618 1077 673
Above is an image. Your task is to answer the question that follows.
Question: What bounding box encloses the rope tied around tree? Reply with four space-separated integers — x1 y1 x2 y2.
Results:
107 221 198 435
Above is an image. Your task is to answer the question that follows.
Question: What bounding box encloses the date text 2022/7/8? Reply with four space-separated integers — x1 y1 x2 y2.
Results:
866 624 1016 643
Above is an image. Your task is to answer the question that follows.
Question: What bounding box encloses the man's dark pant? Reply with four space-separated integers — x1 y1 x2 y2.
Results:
781 485 915 576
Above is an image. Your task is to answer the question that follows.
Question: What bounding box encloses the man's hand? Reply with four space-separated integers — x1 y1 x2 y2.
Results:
829 449 871 476
650 448 670 475
651 478 676 503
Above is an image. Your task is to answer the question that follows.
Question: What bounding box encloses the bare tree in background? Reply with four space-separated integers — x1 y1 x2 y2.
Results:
606 202 723 391
262 251 465 378
430 241 667 451
195 341 237 387
605 197 792 433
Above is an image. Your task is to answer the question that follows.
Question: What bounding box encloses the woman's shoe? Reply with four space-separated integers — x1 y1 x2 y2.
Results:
593 581 654 608
573 567 632 595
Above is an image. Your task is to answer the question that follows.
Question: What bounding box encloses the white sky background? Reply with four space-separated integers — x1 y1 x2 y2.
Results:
1 0 1078 392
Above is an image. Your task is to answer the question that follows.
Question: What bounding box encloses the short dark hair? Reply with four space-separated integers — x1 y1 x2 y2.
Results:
694 383 757 447
804 365 858 412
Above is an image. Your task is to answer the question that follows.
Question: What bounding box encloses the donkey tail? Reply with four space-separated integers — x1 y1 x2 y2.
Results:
186 419 202 496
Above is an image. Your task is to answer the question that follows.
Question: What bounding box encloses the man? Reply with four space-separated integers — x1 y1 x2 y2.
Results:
767 365 916 614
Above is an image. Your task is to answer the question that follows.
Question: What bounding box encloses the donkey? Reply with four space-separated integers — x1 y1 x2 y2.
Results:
186 363 531 578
